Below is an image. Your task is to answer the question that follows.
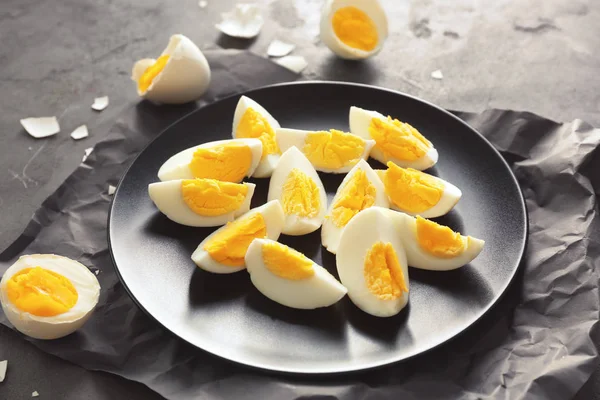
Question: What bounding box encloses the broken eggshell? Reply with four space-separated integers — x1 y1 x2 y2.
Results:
216 4 263 39
20 117 60 139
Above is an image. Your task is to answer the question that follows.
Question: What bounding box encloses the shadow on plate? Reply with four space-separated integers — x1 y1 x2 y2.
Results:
409 264 495 307
188 267 252 306
143 213 215 253
278 229 322 260
244 286 345 338
433 209 465 234
344 298 412 343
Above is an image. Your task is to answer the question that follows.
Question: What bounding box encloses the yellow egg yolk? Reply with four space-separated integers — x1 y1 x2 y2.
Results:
204 213 267 266
189 143 253 183
281 168 321 218
236 108 279 160
262 242 315 280
303 129 366 170
384 162 444 213
6 267 78 317
138 55 170 93
416 216 465 258
369 117 432 162
181 179 248 216
364 242 408 300
330 169 376 227
332 6 378 51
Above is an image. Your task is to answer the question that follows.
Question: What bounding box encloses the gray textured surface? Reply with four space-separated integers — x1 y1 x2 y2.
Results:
0 0 599 398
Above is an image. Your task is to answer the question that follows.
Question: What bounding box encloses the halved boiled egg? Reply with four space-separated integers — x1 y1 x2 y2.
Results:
132 34 211 104
336 207 409 317
268 147 327 236
393 212 485 271
377 162 461 218
276 128 375 173
245 239 347 309
148 178 255 227
320 0 388 60
322 159 389 254
157 138 263 182
232 96 281 178
191 200 285 273
0 254 100 340
350 106 438 170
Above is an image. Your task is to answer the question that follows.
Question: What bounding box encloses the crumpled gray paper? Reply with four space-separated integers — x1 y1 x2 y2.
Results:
1 50 599 400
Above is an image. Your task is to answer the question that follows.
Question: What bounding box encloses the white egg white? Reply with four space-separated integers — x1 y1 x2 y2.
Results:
267 147 327 236
232 96 281 178
245 239 347 309
191 200 285 274
148 180 255 227
349 106 439 171
157 138 263 182
336 207 409 317
378 167 462 218
131 34 211 104
393 212 485 271
322 159 389 254
0 254 100 340
320 0 388 60
275 128 375 174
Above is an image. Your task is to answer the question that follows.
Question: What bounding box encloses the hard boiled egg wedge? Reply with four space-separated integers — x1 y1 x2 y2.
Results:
232 96 281 178
322 159 389 254
336 207 409 317
191 200 285 274
320 0 388 60
377 162 461 218
245 239 347 309
148 178 255 227
132 34 211 104
268 147 327 236
395 212 485 271
276 128 375 173
0 254 100 340
157 138 263 182
350 106 438 171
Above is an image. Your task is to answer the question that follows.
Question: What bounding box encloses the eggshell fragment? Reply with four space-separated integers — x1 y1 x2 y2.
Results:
216 4 264 38
91 96 109 111
0 360 7 383
275 56 307 73
431 70 443 80
82 147 94 162
20 117 60 139
198 0 208 8
108 185 116 195
70 125 89 140
267 40 295 57
32 392 39 398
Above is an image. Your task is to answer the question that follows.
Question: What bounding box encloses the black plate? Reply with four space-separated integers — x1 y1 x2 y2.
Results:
108 82 527 374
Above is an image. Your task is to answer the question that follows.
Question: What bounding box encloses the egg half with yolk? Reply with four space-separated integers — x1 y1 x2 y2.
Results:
191 200 285 274
268 147 327 236
232 96 281 178
320 0 388 60
276 128 375 173
157 138 263 182
322 159 389 254
245 239 347 309
148 178 255 227
336 207 409 317
350 106 438 171
388 210 485 271
0 254 100 340
131 34 211 104
377 162 461 218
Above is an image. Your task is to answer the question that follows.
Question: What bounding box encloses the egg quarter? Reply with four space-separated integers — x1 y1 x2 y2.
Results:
245 239 347 309
191 200 285 273
157 138 263 182
268 147 328 236
148 179 255 227
276 127 375 174
336 207 409 317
